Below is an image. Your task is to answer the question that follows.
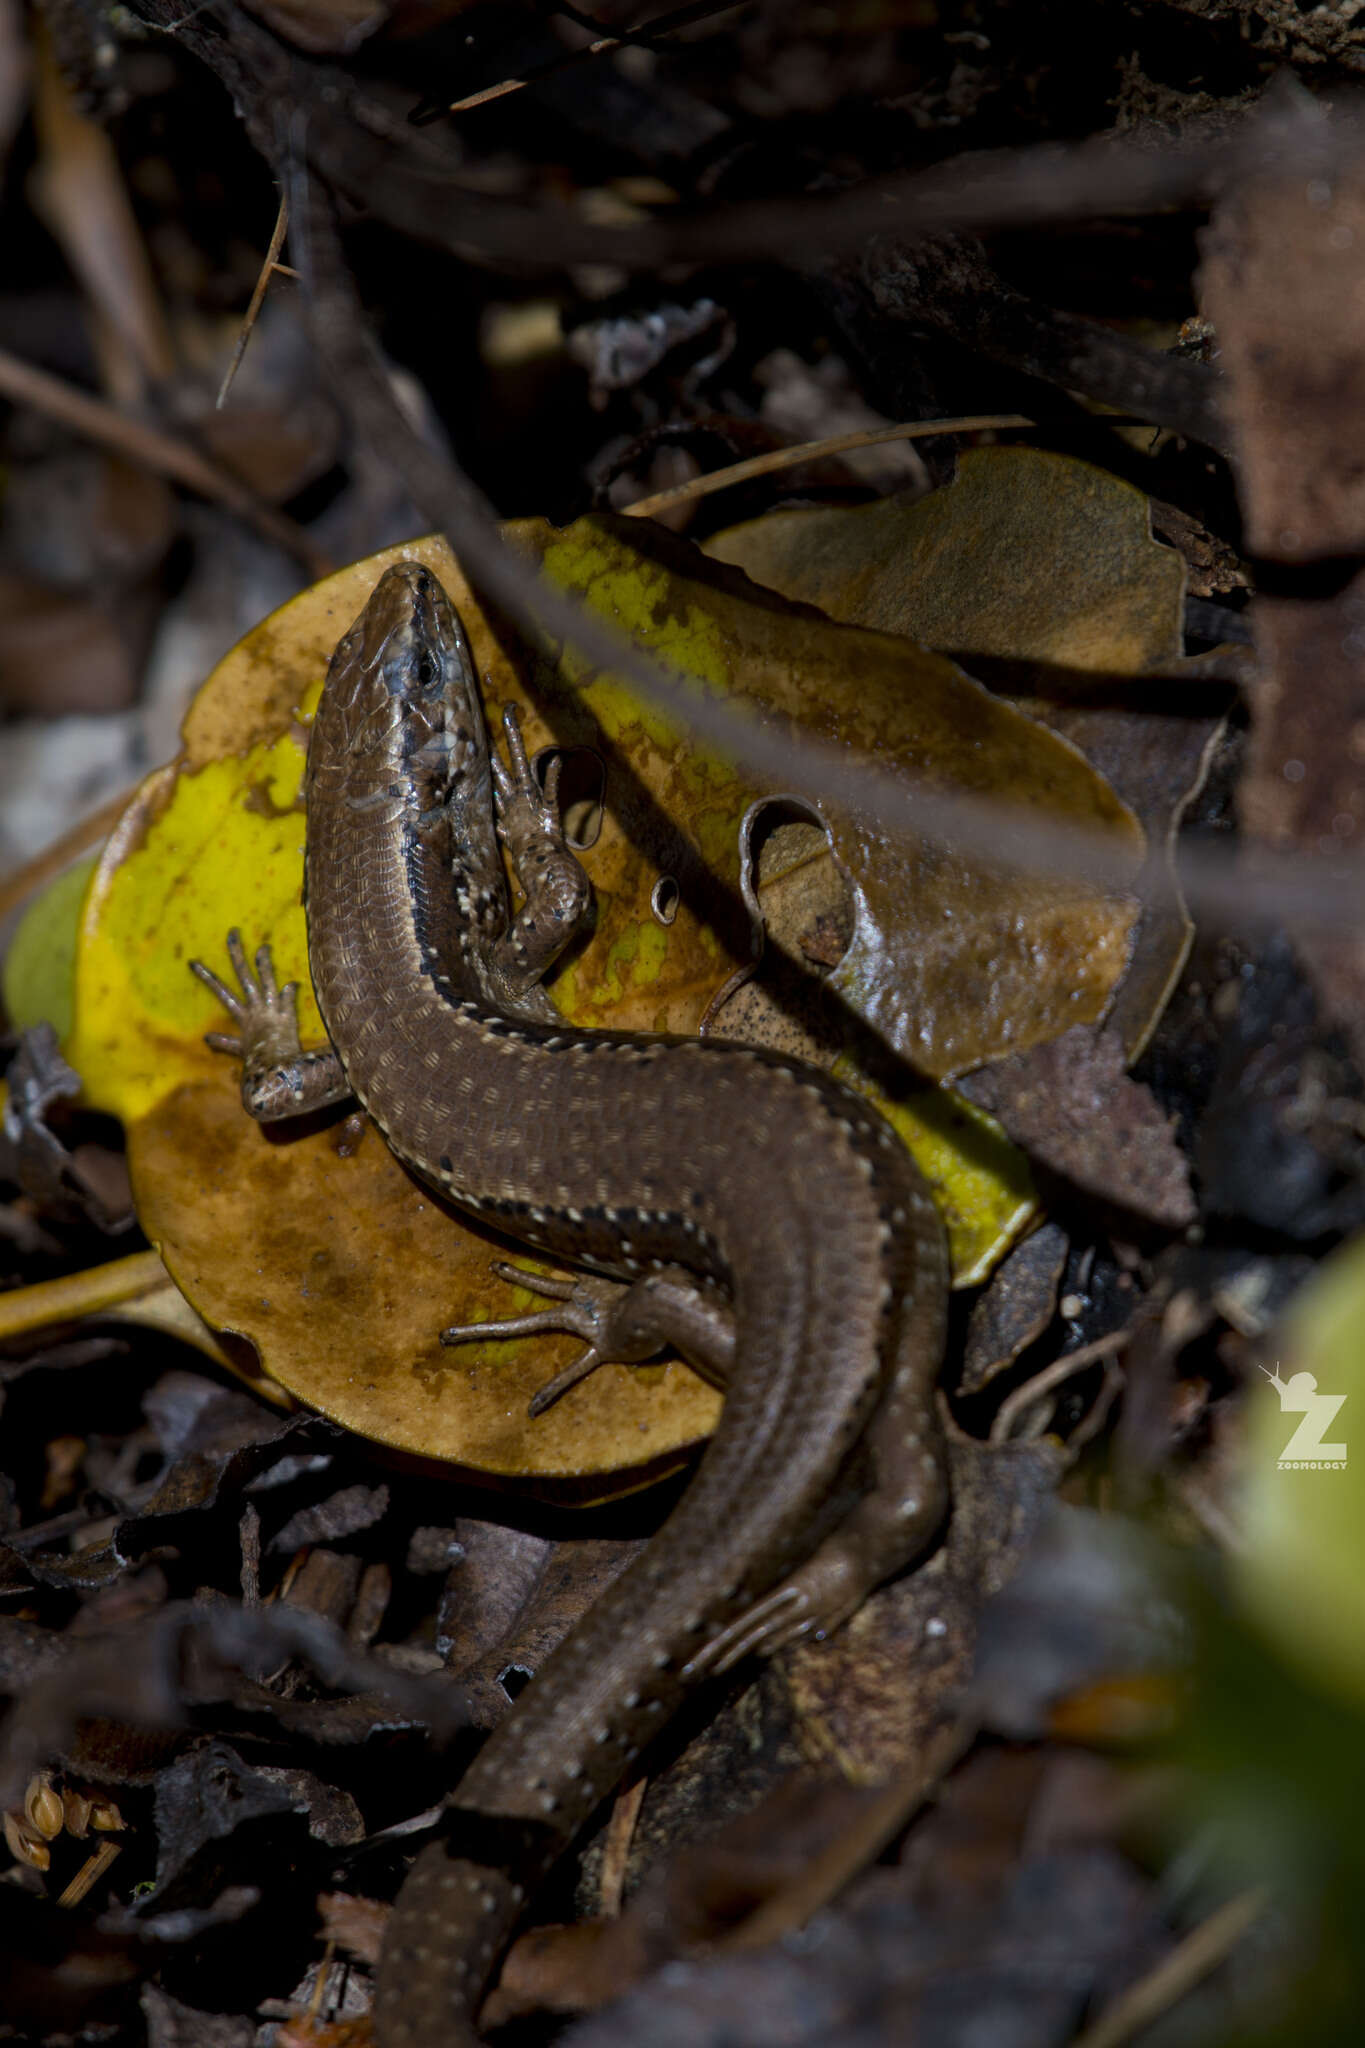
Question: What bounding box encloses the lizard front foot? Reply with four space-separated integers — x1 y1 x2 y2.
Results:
485 705 594 992
191 929 302 1066
189 930 350 1122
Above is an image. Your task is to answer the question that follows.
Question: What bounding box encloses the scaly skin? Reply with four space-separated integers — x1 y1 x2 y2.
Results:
193 562 949 2046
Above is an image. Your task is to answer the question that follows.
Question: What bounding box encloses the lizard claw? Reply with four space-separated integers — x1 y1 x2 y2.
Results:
526 1345 605 1416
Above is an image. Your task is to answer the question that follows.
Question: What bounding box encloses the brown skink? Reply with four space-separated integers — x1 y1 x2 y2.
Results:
192 561 949 2047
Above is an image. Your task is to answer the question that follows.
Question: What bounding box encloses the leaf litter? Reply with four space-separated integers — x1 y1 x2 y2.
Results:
5 61 1365 2046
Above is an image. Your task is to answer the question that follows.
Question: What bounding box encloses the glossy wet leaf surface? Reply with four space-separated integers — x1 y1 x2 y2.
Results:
707 446 1210 1061
531 511 1144 1079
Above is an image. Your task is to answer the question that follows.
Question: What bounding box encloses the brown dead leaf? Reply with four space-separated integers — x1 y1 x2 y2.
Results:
960 1220 1069 1396
447 1529 645 1728
133 1072 719 1484
961 1025 1196 1230
316 1891 387 1968
488 1775 887 2024
487 1918 621 2025
707 445 1182 673
436 1522 555 1680
708 445 1220 1062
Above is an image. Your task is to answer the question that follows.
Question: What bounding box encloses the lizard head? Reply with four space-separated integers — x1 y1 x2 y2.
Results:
318 562 485 803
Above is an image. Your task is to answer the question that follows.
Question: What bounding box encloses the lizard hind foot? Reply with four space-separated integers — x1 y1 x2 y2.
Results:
438 1260 728 1416
685 1538 875 1679
439 1263 635 1413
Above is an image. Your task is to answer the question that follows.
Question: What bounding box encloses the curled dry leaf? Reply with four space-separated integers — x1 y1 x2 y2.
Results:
707 445 1217 1062
706 448 1212 1221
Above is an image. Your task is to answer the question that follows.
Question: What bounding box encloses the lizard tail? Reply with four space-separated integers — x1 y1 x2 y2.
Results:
374 1842 528 2048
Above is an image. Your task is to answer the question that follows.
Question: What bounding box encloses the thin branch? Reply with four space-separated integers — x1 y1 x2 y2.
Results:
414 0 747 123
623 413 1035 519
1071 1888 1271 2048
0 346 330 578
597 1778 648 1917
56 1839 122 1909
216 193 290 409
990 1332 1131 1445
130 1 1359 282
